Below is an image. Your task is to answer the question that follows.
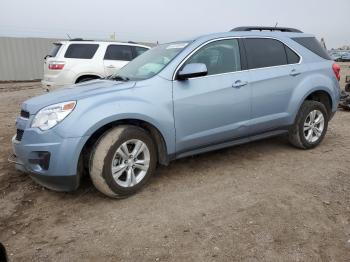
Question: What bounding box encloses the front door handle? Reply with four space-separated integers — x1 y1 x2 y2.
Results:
290 69 301 77
232 80 248 88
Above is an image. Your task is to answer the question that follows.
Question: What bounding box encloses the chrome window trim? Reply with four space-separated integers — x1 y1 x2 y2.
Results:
172 36 302 81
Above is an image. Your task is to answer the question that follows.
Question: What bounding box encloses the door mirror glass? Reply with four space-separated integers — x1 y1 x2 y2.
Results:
177 63 208 80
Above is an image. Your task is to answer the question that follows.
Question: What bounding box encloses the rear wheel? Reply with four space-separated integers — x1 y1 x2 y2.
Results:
90 125 157 198
345 83 350 93
288 100 328 149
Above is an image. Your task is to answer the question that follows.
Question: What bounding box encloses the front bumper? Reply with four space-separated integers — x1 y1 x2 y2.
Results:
10 129 86 192
9 153 79 191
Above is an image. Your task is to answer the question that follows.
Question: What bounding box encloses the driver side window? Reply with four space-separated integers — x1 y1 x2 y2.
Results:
184 39 241 76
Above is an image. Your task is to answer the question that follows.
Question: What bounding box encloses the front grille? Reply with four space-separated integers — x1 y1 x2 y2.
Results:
20 110 30 118
16 129 24 141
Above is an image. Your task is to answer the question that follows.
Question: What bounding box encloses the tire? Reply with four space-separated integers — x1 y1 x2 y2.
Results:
288 100 328 149
90 125 157 198
345 83 350 93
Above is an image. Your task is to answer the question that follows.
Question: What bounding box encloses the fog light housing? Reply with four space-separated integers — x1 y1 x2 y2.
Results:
29 151 51 170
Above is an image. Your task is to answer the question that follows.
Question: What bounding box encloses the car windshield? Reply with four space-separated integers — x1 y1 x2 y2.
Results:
110 42 189 81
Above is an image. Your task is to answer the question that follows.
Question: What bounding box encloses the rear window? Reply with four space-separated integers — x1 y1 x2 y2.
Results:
64 44 99 59
104 45 133 61
244 38 288 69
292 37 331 60
49 43 62 57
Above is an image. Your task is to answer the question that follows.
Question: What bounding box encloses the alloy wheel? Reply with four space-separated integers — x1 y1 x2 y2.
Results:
110 139 150 187
303 110 325 143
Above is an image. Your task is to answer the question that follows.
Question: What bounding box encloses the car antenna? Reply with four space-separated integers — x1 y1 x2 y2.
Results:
66 33 71 40
274 22 278 27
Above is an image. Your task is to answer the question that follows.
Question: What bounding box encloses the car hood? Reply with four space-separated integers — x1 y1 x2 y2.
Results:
22 79 136 114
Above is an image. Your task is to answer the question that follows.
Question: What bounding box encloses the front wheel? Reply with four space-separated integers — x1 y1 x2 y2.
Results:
288 100 328 149
90 125 157 198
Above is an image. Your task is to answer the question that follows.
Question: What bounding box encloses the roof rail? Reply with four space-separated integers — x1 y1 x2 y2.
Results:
231 26 303 33
69 38 92 41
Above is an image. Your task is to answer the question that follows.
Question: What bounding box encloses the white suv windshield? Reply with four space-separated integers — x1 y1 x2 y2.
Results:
112 42 188 81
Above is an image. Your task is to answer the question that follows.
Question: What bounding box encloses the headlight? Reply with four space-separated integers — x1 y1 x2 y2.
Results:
31 101 76 131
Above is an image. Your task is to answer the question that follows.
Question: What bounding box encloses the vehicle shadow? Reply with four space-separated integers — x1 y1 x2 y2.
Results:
60 135 293 200
149 135 293 188
1 134 292 203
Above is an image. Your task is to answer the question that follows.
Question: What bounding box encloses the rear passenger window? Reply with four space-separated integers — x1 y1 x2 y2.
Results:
244 38 287 69
104 45 133 61
285 45 300 64
64 44 99 59
134 46 149 57
292 37 331 60
184 39 241 76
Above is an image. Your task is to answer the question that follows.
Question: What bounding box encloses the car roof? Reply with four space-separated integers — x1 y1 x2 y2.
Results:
157 30 315 48
56 40 151 48
192 31 314 43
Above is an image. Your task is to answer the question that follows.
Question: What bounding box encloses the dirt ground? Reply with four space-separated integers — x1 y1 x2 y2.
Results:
1 64 350 262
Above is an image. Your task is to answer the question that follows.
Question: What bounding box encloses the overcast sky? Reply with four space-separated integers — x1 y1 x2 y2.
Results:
0 0 349 48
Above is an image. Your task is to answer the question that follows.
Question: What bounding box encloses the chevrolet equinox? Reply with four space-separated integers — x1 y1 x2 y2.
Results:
10 27 341 198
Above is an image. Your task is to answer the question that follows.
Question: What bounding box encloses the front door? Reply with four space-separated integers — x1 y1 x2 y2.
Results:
173 39 251 154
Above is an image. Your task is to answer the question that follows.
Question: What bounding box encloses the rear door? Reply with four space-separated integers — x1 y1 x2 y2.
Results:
243 38 303 134
103 45 133 76
173 38 251 154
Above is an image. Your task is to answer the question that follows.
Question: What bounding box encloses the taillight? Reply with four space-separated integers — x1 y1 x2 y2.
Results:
48 63 65 70
332 63 341 81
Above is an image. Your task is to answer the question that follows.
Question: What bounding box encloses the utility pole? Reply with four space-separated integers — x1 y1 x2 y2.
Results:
110 32 116 41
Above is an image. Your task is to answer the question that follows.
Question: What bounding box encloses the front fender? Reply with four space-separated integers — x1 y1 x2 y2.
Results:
54 87 175 155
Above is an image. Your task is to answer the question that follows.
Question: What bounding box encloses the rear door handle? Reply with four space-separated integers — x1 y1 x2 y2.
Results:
290 69 301 77
106 65 116 69
232 80 248 88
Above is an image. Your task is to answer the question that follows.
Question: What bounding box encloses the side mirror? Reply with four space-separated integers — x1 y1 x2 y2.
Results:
177 63 208 80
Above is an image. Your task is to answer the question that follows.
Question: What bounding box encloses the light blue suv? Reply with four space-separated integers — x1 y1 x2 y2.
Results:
10 27 341 198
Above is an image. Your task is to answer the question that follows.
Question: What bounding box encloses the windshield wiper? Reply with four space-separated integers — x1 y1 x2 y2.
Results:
108 74 130 82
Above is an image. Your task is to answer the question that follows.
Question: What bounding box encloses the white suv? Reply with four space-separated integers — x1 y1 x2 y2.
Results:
42 40 150 90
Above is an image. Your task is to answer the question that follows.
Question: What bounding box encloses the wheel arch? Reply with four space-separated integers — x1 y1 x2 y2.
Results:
75 74 103 83
291 86 336 123
304 90 333 116
79 119 170 175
